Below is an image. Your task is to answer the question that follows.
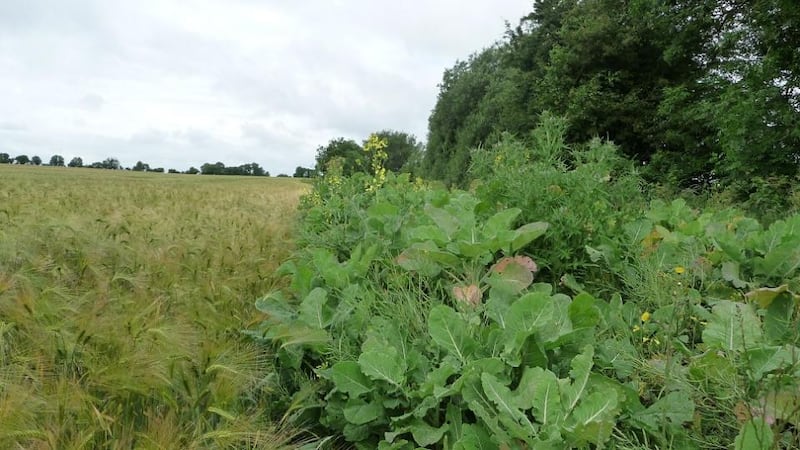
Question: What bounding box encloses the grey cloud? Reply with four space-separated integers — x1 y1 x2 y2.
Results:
79 93 105 111
0 0 532 174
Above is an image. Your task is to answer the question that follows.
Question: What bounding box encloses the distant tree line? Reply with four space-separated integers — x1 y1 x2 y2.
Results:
0 152 318 178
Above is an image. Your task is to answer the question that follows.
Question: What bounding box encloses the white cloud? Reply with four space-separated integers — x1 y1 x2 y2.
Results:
0 0 531 173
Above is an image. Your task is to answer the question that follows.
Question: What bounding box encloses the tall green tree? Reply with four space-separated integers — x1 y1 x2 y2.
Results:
424 46 506 186
133 161 150 171
369 130 423 173
14 155 29 165
49 155 65 166
68 157 83 168
0 153 11 164
314 138 364 176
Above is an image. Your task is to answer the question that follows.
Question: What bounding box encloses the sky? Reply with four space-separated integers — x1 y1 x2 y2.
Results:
0 0 532 174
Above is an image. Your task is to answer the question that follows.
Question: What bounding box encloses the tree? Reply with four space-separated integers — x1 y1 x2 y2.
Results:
49 155 65 166
98 158 120 170
201 162 226 175
424 47 506 185
151 167 164 173
369 130 423 172
68 157 83 167
0 153 11 164
14 155 30 165
293 166 316 178
31 156 42 165
315 138 364 175
132 161 150 171
186 166 200 174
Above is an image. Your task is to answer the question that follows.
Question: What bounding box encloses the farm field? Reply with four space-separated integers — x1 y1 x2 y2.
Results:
0 165 309 449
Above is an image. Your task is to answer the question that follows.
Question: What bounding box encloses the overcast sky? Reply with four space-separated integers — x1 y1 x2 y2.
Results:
0 0 532 173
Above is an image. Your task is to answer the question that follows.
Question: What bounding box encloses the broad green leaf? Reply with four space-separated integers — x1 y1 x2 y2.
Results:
516 366 563 428
568 293 600 328
407 225 449 244
764 294 794 342
343 398 384 425
632 391 694 432
456 240 491 258
503 293 554 357
428 305 475 362
409 420 448 447
745 285 790 309
298 287 332 329
396 241 443 277
425 205 461 238
490 258 535 294
311 248 349 289
329 361 373 397
561 346 594 414
755 242 800 280
343 422 370 442
702 301 763 351
481 372 537 439
358 338 406 388
746 345 800 381
484 208 521 237
419 357 461 397
567 390 619 446
688 351 736 385
734 418 774 450
722 261 747 289
254 291 295 323
264 323 329 349
506 292 554 335
511 222 549 252
367 201 399 218
466 397 509 443
452 424 496 450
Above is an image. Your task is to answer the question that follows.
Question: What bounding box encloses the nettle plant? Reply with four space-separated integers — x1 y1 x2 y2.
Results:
251 177 696 449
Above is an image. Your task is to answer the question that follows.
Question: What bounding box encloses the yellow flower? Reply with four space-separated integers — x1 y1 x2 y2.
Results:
674 266 685 275
641 311 651 322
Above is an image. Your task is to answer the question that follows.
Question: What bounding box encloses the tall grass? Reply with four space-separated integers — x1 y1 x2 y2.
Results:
0 166 309 449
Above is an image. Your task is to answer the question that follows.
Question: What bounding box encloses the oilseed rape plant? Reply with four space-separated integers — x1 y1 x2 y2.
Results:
364 133 388 192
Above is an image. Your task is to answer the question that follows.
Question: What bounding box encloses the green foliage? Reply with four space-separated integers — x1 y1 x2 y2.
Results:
49 154 65 167
67 156 83 167
470 114 645 289
253 163 704 448
315 137 366 176
200 161 268 176
423 0 800 196
255 128 800 448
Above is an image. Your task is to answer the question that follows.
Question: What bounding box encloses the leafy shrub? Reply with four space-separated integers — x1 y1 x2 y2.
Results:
469 113 646 292
253 129 800 448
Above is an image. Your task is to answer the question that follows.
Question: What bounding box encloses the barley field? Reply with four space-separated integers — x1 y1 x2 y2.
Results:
0 165 309 449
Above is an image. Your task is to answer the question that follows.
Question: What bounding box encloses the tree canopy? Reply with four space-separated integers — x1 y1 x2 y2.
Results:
422 0 800 192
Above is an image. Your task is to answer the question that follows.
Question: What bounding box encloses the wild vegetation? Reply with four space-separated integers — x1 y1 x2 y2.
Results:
256 124 800 449
0 165 309 449
2 1 798 449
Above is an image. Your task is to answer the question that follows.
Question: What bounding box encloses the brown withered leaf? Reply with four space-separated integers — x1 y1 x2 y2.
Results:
453 284 481 307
